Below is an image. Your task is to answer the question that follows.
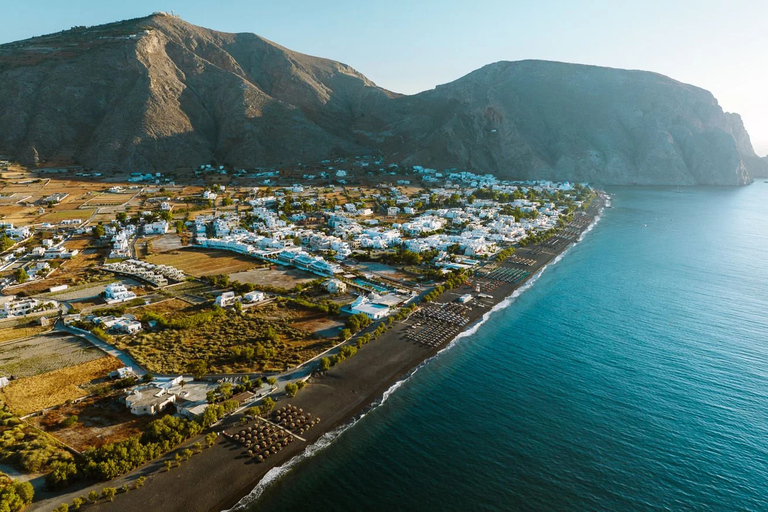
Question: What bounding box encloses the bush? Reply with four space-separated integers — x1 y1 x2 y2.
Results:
102 487 117 501
0 478 34 512
61 415 79 428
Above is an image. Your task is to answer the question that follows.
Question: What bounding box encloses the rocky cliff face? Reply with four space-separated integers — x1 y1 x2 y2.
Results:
0 14 762 185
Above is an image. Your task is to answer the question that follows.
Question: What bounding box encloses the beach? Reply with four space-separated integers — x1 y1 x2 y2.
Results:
31 197 604 512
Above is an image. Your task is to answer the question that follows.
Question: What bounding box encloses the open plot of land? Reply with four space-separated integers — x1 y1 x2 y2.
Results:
357 261 418 282
82 193 135 206
31 394 156 451
0 319 53 344
229 267 316 289
147 233 185 253
1 356 123 415
162 280 218 304
0 332 106 378
37 209 89 223
145 248 257 277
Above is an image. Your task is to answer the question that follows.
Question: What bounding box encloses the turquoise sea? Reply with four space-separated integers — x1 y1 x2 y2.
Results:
243 184 768 511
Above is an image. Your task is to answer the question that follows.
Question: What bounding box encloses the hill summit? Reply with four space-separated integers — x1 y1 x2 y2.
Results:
0 13 763 184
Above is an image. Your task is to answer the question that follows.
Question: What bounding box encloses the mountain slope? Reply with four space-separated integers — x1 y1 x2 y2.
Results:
0 14 763 184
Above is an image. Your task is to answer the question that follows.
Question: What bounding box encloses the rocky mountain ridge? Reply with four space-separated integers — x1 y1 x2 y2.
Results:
0 14 763 185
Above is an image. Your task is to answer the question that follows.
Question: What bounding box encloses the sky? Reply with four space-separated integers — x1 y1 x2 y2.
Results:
4 0 768 154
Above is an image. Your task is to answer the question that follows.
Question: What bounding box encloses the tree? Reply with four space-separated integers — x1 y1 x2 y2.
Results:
285 382 298 397
88 490 100 503
266 377 277 386
205 432 217 448
160 210 173 222
187 360 208 380
92 223 106 238
261 397 276 413
53 504 69 512
164 460 173 472
134 476 146 489
319 357 331 372
0 234 15 252
116 212 128 223
102 487 117 502
340 328 352 340
13 268 28 283
72 497 85 509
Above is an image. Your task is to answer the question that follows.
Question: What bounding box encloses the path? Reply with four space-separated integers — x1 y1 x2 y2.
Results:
57 320 148 376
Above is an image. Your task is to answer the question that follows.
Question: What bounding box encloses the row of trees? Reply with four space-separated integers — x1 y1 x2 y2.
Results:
47 415 203 487
422 270 468 302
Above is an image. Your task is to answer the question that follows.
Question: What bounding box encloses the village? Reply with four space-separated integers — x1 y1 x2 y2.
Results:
0 157 595 506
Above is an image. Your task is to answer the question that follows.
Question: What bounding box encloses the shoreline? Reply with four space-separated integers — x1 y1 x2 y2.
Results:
32 196 605 512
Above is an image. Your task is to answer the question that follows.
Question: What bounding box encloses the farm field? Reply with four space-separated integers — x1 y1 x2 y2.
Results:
0 332 106 378
229 267 316 289
30 394 156 451
145 248 257 277
1 356 123 415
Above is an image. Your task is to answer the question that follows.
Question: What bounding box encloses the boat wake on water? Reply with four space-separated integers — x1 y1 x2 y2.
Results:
224 209 604 511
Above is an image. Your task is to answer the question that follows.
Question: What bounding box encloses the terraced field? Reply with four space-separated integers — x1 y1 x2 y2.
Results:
0 332 105 378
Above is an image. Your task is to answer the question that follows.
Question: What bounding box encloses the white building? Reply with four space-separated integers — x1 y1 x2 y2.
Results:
244 291 266 303
144 220 169 235
324 279 347 294
346 295 389 320
0 297 40 318
125 388 176 416
215 291 238 307
104 283 137 304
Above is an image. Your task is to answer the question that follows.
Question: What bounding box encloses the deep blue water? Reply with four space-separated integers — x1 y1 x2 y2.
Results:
244 184 768 511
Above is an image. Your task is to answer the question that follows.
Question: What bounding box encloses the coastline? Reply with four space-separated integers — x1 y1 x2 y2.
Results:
32 196 605 512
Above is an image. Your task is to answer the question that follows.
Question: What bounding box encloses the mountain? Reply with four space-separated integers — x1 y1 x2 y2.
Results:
0 13 763 185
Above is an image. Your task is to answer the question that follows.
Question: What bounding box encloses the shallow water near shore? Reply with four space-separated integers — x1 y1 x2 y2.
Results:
244 184 768 511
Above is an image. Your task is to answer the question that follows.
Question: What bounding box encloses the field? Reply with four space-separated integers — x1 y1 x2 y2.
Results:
0 319 52 344
81 193 135 206
1 356 123 415
145 248 258 277
30 394 156 451
0 332 106 378
229 267 316 289
37 209 90 223
115 304 337 374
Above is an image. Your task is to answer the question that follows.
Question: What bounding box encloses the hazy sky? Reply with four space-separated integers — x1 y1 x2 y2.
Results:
5 0 768 154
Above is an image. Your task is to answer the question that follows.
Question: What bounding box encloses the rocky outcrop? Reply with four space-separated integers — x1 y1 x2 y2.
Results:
0 14 761 185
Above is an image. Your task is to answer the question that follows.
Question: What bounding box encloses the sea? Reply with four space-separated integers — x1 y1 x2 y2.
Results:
240 183 768 511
